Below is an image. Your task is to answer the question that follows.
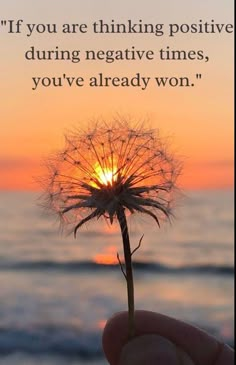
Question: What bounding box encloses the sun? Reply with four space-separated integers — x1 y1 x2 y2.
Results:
92 161 118 188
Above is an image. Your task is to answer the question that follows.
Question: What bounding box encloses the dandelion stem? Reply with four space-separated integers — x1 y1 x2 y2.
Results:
117 208 135 338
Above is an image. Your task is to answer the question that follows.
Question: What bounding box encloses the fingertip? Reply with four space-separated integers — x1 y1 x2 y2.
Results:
102 310 231 365
103 321 195 365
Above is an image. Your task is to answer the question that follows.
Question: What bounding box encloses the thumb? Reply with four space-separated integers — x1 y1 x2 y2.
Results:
118 334 195 365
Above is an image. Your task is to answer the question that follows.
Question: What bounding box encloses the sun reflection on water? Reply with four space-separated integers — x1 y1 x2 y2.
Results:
93 245 119 265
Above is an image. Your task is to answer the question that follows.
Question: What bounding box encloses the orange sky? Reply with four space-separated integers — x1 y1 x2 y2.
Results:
0 0 234 190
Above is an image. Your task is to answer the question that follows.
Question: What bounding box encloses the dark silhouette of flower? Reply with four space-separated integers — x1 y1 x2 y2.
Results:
41 118 182 337
43 119 181 235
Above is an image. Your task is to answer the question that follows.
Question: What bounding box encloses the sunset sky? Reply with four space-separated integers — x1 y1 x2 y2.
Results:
0 0 234 190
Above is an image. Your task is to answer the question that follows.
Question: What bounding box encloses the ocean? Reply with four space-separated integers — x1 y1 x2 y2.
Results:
0 190 234 364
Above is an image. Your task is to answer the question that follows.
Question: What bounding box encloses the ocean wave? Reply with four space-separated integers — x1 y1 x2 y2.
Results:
0 260 233 275
0 326 102 358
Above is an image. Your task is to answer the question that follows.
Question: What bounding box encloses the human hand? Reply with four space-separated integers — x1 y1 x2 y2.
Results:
102 310 234 365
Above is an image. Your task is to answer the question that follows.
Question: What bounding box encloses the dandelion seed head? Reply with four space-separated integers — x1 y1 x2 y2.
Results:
41 118 182 235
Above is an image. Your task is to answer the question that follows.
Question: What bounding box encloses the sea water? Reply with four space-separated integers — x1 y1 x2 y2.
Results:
0 191 234 364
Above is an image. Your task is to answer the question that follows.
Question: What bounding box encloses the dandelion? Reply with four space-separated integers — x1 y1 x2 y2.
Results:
41 118 181 338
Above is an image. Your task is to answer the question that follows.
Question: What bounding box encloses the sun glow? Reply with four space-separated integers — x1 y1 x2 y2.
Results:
92 162 118 187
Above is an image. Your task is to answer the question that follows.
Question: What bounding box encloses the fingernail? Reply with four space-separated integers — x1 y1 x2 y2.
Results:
119 334 181 365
